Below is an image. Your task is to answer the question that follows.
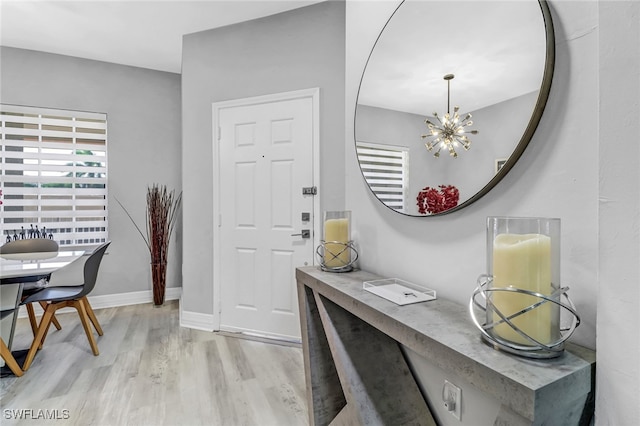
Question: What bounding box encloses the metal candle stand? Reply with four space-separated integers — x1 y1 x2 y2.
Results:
316 240 359 273
469 274 581 359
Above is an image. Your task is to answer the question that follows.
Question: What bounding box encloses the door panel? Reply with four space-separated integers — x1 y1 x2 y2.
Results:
235 162 257 227
235 248 257 309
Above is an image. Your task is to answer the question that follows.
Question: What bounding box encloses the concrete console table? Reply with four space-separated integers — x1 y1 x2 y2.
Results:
296 266 595 426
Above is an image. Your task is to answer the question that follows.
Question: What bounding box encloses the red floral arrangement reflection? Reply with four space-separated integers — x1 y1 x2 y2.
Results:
416 185 459 214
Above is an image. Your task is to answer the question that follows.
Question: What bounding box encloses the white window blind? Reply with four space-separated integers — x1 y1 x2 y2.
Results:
356 141 408 213
1 104 108 246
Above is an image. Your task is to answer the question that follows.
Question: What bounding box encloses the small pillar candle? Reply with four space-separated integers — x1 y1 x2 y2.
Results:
323 211 351 268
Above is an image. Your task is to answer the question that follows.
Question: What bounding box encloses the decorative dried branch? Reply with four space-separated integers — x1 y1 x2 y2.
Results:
114 197 150 250
115 185 182 258
145 184 182 267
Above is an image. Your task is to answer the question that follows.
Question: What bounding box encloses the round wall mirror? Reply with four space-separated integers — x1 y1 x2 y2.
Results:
355 0 555 216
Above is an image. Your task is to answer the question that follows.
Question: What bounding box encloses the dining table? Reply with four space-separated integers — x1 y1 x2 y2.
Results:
0 249 85 377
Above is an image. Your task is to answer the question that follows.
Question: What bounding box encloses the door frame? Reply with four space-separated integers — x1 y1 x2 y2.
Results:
211 88 320 331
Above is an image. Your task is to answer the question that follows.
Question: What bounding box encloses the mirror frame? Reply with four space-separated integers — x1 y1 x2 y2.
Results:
354 0 555 216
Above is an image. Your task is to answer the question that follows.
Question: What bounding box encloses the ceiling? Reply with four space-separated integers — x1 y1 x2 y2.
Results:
356 0 548 115
0 0 326 74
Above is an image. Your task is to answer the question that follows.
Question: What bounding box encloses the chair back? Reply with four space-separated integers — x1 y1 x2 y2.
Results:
0 283 23 349
76 241 111 299
0 238 59 254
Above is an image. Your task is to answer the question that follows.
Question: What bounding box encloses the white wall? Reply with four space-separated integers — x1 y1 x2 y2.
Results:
347 0 638 424
597 1 640 424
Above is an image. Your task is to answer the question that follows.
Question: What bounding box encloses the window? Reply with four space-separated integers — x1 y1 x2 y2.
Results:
356 141 409 213
1 104 108 246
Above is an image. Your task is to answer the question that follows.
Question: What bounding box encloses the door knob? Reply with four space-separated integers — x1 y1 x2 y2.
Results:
291 229 311 239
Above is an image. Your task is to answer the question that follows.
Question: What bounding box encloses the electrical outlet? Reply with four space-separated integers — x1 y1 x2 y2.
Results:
443 380 462 421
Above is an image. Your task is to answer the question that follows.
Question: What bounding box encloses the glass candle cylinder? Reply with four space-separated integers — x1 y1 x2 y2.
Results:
323 211 351 269
486 217 561 347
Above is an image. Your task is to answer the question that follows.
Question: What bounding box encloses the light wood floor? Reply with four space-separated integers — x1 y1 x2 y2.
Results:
0 301 309 426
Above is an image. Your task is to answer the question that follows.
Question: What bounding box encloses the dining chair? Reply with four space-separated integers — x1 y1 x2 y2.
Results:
0 238 63 334
0 283 24 376
21 241 110 371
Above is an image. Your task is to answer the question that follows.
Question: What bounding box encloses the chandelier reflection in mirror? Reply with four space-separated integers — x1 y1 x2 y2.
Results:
421 74 478 158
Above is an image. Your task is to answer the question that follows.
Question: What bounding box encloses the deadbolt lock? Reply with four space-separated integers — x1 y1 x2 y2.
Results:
302 186 317 195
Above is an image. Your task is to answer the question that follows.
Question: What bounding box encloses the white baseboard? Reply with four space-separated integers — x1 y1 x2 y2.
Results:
18 286 183 317
179 309 215 332
18 286 217 334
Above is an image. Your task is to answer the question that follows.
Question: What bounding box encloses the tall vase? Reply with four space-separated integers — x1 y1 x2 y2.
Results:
151 261 167 306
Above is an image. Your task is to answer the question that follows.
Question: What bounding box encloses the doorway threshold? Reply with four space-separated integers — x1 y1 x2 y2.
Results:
215 330 302 348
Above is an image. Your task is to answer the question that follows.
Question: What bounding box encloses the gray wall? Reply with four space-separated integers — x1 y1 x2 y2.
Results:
0 46 183 297
181 1 345 315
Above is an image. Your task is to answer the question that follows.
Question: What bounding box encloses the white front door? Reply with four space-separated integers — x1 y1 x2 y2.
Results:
213 89 318 341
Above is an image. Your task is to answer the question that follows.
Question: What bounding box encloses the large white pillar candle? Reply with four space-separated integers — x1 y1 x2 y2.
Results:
492 233 552 345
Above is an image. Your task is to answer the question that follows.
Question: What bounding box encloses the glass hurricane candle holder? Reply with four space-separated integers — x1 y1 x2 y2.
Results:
316 211 358 272
469 217 580 358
